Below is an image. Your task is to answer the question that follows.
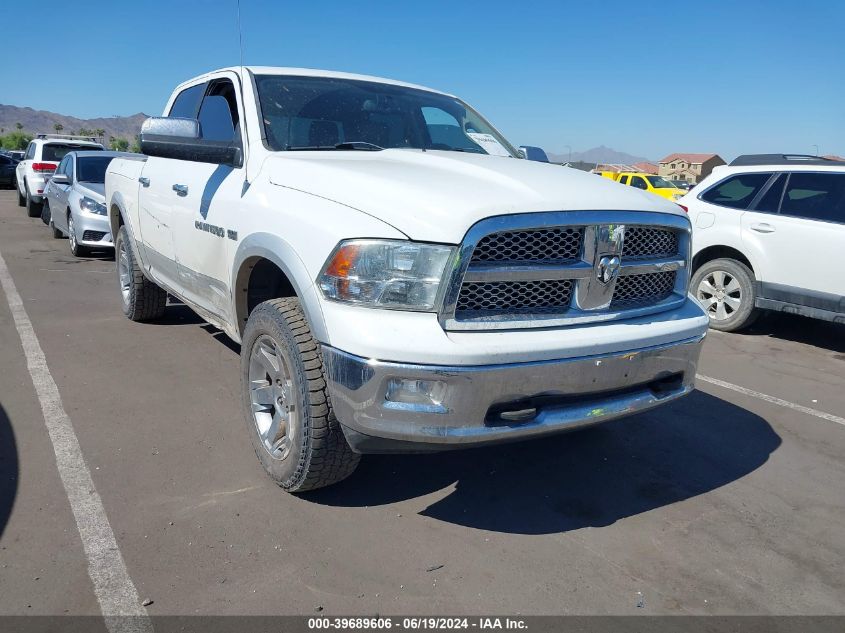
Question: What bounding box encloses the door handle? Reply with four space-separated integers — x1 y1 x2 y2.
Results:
138 176 150 187
750 222 775 234
172 184 188 197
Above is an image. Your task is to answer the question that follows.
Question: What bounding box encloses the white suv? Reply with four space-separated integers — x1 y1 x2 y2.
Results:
681 154 845 331
15 135 104 217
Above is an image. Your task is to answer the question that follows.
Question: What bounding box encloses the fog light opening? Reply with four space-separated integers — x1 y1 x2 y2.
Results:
384 378 447 413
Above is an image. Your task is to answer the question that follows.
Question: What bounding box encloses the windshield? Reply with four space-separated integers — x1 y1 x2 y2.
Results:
646 175 678 189
42 143 103 162
255 75 519 156
77 155 115 183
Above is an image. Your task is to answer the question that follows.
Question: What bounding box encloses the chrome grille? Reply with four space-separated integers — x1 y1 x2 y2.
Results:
622 227 678 259
471 227 583 263
457 280 573 313
443 212 689 330
611 271 677 309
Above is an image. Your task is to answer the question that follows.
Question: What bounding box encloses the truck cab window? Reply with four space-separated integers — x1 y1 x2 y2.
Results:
168 83 206 119
631 176 648 190
198 81 240 143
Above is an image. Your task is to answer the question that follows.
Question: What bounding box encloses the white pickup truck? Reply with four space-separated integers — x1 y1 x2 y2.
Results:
106 66 708 492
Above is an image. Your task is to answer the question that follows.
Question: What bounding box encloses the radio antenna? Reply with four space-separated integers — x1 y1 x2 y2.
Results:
235 0 250 185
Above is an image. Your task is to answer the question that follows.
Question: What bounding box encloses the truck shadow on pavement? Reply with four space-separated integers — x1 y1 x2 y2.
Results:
743 312 845 353
307 391 781 535
0 403 19 539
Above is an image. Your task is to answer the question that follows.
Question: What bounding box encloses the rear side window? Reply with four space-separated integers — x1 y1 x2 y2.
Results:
24 143 35 160
700 173 772 209
168 83 206 118
41 144 102 162
618 175 628 185
780 172 845 224
753 174 786 213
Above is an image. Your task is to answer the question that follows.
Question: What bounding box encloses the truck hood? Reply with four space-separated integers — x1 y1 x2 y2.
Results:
266 149 685 243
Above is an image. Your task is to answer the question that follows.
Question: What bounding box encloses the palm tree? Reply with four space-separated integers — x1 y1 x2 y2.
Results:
96 128 106 143
54 123 64 133
15 123 23 131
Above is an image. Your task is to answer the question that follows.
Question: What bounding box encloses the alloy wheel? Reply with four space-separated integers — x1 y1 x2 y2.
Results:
117 238 131 304
248 334 297 460
697 270 742 321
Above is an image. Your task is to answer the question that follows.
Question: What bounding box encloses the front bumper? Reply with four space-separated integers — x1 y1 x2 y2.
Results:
323 335 704 454
73 211 113 248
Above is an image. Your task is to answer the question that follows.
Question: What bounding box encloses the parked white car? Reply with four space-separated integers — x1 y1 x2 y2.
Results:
106 66 708 492
681 154 845 331
43 151 127 256
15 135 104 217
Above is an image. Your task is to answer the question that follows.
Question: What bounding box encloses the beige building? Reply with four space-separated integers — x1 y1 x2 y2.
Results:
658 153 725 184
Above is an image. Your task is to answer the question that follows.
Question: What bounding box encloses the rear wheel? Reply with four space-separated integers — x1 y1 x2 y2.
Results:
692 258 760 332
115 225 167 321
25 186 42 218
241 298 360 492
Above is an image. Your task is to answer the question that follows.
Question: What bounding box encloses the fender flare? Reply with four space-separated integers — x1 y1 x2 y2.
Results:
231 233 329 344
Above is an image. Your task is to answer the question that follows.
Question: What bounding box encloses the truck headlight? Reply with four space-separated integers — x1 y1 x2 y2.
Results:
80 196 107 215
318 240 455 311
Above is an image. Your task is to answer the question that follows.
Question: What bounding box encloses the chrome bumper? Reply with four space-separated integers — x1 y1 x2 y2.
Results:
322 336 704 454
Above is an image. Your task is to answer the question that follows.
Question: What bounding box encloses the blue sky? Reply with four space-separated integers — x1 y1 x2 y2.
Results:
3 0 843 161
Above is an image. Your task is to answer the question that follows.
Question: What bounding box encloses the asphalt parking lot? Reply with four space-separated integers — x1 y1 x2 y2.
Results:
0 189 843 618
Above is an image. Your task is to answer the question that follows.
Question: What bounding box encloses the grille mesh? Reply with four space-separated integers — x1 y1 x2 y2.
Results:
457 280 573 313
622 227 678 259
471 227 583 263
611 271 676 308
82 230 107 242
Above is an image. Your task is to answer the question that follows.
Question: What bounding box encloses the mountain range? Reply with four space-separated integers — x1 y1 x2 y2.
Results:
0 104 149 143
547 145 652 165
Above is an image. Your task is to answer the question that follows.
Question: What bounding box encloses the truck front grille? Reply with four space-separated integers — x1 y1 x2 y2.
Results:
457 279 574 313
443 213 690 330
611 271 677 309
622 227 678 259
471 227 583 263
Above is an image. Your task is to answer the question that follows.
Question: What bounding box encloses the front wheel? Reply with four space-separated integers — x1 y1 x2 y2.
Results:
67 214 89 257
241 298 360 492
691 258 760 332
41 200 52 225
115 225 167 321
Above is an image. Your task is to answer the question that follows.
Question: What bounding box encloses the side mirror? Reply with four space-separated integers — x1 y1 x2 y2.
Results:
139 117 242 167
51 173 70 185
518 145 550 163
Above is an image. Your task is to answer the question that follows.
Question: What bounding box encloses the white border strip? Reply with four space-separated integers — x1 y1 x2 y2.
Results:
697 374 845 427
0 247 152 632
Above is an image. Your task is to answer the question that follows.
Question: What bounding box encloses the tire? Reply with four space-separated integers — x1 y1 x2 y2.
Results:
241 298 360 492
25 186 42 218
51 220 63 239
67 214 89 257
17 179 25 207
41 200 52 225
115 225 167 321
691 258 760 332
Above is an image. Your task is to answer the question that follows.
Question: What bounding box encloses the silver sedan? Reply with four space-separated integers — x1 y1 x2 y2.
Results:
42 151 131 257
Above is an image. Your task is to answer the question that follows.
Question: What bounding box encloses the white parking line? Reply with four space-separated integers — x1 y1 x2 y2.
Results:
697 374 845 427
0 247 152 633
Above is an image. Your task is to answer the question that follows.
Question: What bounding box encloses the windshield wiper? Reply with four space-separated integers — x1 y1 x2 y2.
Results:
285 141 384 151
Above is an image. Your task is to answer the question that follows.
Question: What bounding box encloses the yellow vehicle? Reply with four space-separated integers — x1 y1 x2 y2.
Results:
600 172 685 201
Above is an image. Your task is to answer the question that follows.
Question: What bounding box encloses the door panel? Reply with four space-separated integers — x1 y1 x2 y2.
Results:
136 156 181 289
170 164 240 320
742 172 845 297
